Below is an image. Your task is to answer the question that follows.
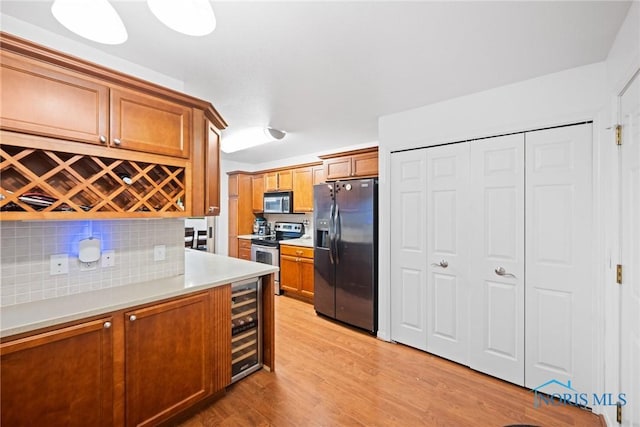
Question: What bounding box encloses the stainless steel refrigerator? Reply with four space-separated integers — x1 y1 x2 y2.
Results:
313 179 377 333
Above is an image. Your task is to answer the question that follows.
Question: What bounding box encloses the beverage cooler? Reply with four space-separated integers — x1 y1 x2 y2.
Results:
231 277 262 382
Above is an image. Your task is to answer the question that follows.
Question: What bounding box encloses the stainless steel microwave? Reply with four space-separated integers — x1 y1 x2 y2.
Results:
263 191 293 213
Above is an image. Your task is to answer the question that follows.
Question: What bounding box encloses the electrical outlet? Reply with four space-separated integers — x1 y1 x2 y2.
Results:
50 254 68 275
80 260 98 271
102 250 115 268
153 245 166 261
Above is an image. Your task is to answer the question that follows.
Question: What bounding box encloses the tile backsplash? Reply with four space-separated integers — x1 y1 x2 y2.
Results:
0 219 185 307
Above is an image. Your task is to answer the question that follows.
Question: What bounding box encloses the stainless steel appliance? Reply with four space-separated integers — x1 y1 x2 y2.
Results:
251 221 304 294
253 217 267 234
231 277 262 382
263 191 293 214
314 179 378 333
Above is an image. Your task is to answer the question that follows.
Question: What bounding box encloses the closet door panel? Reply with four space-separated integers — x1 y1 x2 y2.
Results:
426 143 469 365
525 124 594 397
390 150 428 350
469 134 525 386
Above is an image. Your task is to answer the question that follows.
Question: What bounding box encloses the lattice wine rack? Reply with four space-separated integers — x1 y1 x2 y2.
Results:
0 144 187 219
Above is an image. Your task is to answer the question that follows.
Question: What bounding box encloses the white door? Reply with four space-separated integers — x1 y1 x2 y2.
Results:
468 134 525 386
390 149 428 350
524 124 594 398
425 143 470 364
620 71 640 427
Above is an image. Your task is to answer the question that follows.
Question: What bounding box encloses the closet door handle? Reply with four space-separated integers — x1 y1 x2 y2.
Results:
431 260 448 268
495 267 517 278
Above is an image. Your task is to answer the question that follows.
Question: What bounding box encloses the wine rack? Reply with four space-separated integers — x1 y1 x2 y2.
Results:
231 278 262 382
0 143 187 220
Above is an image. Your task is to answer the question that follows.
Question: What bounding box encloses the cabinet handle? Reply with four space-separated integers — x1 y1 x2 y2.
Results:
296 250 303 255
113 138 122 146
129 314 137 322
208 206 215 213
103 321 112 329
99 135 107 144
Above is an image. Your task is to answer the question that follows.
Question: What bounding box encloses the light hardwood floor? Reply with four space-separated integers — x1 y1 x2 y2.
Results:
179 296 603 427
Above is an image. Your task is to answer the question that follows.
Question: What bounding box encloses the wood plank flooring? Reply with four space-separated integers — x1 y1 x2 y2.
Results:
179 296 603 427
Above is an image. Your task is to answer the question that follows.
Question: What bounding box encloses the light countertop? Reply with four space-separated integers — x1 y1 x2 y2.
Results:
0 250 278 338
237 234 275 240
280 238 314 248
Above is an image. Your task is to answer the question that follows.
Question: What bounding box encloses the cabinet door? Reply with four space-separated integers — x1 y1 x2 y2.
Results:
125 293 211 427
524 124 594 396
264 172 278 191
0 51 109 145
277 170 293 190
425 142 470 365
205 123 221 215
293 167 313 212
300 257 315 299
237 174 254 235
280 254 300 293
312 165 325 185
351 152 378 177
1 318 114 427
324 157 351 181
468 134 525 386
110 87 191 158
390 150 428 351
252 174 264 212
228 174 239 197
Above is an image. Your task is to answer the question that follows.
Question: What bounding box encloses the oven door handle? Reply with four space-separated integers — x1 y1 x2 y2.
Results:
328 203 335 264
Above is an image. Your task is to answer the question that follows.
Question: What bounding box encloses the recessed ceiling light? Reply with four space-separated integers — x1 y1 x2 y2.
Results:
147 0 216 37
221 127 287 154
51 0 128 45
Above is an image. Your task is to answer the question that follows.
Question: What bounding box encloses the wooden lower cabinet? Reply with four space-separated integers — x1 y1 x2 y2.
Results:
279 245 314 301
125 293 211 427
0 317 114 427
0 287 236 427
239 238 252 260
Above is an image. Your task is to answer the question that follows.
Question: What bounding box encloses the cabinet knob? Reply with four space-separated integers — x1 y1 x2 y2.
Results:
113 138 122 146
129 314 137 322
99 135 107 144
103 321 112 329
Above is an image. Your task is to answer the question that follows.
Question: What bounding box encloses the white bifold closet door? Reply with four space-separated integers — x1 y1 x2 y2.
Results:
468 134 525 386
425 143 470 365
524 124 594 395
390 150 429 351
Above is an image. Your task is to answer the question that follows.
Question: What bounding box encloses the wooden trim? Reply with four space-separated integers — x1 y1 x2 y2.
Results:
226 161 323 177
0 32 226 129
318 146 378 160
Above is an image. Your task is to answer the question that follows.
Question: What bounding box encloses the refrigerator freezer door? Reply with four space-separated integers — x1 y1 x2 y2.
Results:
334 179 376 332
313 183 336 318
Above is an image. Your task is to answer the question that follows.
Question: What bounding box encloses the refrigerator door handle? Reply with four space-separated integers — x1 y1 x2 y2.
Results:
335 203 340 264
328 202 335 264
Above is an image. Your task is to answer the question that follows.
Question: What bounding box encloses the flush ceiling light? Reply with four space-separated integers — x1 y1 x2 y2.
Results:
221 127 287 154
51 0 127 45
147 0 216 36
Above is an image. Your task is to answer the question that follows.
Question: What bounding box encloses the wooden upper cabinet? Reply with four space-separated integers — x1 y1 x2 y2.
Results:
312 165 326 185
264 170 293 191
0 50 109 145
125 293 211 427
292 167 314 212
1 317 114 427
205 122 221 215
252 174 264 212
321 148 378 181
110 87 191 158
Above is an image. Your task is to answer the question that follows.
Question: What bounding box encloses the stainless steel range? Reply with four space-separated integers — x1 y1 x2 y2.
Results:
250 221 304 295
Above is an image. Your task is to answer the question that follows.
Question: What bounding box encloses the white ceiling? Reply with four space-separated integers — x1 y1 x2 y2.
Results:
0 1 632 164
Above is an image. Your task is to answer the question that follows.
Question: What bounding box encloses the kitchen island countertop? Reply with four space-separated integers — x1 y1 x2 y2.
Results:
0 250 278 338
